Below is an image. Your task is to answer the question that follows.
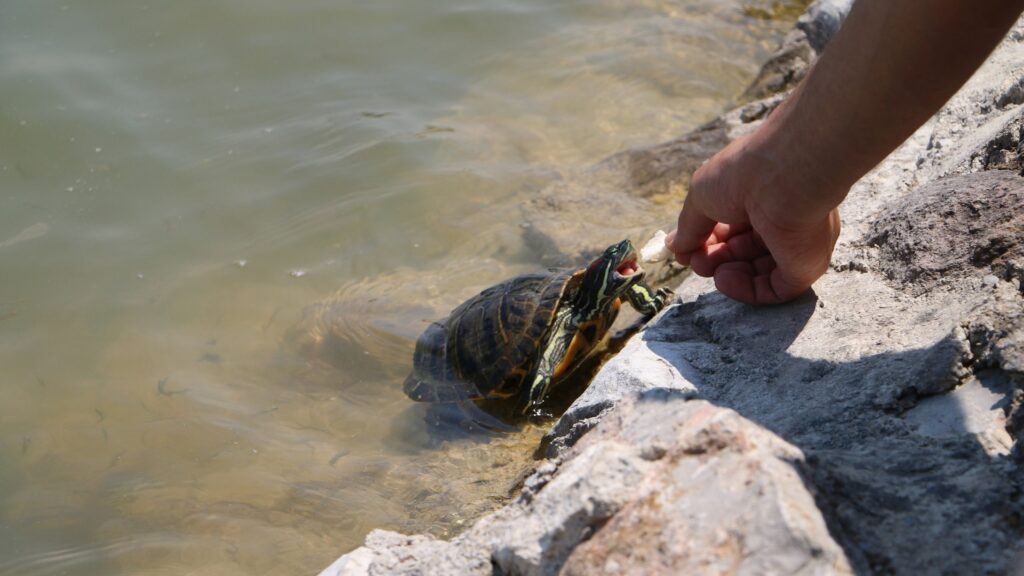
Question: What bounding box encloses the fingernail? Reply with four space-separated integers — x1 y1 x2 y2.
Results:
665 229 676 247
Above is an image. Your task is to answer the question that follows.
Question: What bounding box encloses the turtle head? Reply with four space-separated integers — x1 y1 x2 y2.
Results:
578 239 643 311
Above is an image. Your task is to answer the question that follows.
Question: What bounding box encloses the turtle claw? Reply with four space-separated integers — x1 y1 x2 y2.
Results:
656 287 674 306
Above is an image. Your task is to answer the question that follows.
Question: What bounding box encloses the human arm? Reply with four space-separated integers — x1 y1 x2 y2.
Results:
667 0 1024 304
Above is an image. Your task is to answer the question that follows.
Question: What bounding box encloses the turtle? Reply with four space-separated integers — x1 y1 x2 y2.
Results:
403 239 673 417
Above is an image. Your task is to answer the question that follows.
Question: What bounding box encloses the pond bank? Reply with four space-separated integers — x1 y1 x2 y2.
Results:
322 1 1024 573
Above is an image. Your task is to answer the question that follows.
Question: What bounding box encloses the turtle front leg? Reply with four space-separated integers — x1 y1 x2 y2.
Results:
519 311 575 415
626 282 673 316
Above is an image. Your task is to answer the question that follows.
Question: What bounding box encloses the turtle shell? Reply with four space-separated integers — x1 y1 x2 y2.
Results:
403 270 578 405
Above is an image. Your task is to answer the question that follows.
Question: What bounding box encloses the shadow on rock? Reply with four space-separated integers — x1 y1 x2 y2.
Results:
597 287 1024 575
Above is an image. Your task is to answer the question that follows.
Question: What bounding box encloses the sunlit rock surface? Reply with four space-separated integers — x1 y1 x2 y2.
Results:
323 2 1024 574
323 398 852 576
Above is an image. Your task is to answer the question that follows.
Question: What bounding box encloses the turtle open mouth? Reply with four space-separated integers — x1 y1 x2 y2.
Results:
614 253 641 278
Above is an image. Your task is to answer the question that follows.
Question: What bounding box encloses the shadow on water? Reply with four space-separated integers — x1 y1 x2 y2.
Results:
390 402 520 447
635 290 1024 573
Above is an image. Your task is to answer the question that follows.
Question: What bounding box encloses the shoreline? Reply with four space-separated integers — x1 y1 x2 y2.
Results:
322 0 1024 573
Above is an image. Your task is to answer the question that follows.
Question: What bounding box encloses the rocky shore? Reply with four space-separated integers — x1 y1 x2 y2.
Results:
322 1 1024 573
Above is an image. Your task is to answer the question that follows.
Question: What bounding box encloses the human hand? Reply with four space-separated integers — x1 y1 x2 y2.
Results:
665 133 842 305
662 0 1024 305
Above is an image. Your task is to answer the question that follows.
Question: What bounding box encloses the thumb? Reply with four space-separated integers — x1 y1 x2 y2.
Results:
668 193 716 266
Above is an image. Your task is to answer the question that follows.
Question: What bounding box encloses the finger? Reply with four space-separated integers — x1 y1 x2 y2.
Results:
689 229 770 277
670 194 717 265
753 253 775 275
760 212 837 303
665 229 690 266
723 228 767 261
713 261 798 305
750 228 767 252
768 266 815 303
828 209 841 250
712 261 759 305
710 222 751 242
689 242 727 277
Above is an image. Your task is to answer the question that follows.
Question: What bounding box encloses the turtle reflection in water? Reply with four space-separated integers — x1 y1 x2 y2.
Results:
404 239 672 420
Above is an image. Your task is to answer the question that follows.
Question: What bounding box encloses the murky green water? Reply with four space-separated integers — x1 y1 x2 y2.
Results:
0 1 792 574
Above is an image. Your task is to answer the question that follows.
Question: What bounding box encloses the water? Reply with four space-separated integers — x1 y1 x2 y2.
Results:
0 1 794 573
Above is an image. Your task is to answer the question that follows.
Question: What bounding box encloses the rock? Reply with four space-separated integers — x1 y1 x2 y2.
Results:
538 173 1024 573
319 546 376 576
743 0 854 100
543 327 701 457
617 117 731 198
559 395 852 576
797 0 856 53
904 370 1015 454
320 530 489 576
919 32 1024 179
867 170 1024 295
965 311 1024 459
544 15 1024 573
329 398 852 576
607 97 781 201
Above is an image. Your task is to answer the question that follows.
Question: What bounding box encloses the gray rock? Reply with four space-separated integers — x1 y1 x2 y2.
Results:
904 370 1015 453
544 15 1024 573
535 179 1024 573
919 30 1024 179
572 179 1024 574
559 396 852 576
743 0 854 100
966 311 1024 459
867 170 1024 295
797 0 855 53
543 328 701 457
327 398 852 576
